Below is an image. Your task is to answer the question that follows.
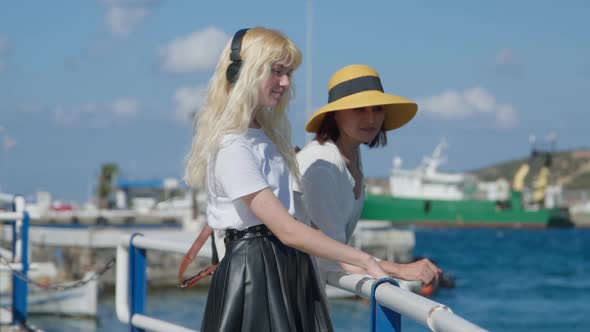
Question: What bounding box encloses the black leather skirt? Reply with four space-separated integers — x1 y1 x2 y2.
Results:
200 224 334 332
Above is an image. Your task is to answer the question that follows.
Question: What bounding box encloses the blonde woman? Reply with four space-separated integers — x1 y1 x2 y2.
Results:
296 64 442 289
185 28 387 332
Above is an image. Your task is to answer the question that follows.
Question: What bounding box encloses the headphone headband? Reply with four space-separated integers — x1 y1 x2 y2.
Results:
226 28 250 83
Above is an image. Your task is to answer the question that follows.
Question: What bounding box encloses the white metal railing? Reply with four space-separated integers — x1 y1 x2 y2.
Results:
0 212 23 221
116 233 487 332
116 233 212 332
0 196 30 327
0 197 26 268
326 272 488 332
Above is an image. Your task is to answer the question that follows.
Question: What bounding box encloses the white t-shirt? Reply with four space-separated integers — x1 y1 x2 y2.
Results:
294 140 365 272
206 128 295 231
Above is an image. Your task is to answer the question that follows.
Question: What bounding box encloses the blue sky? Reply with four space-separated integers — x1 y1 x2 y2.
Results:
1 0 589 202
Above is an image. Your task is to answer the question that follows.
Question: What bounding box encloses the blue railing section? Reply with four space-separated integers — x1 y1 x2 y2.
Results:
129 233 146 332
11 202 29 325
371 278 401 332
0 196 30 327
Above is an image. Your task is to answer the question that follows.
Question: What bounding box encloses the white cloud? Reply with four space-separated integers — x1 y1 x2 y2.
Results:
52 104 84 126
106 6 147 37
494 48 525 74
417 87 518 129
464 87 495 113
174 85 207 122
112 98 139 117
159 27 228 73
102 0 156 38
51 98 140 126
418 90 471 118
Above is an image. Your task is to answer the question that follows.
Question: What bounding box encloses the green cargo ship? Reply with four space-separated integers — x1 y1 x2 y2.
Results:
362 191 572 228
361 140 573 228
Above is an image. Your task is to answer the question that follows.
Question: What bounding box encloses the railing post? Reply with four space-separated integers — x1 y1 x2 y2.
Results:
371 278 401 332
11 196 28 326
129 233 146 332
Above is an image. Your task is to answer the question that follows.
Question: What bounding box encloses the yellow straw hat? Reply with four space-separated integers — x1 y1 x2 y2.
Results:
305 64 418 133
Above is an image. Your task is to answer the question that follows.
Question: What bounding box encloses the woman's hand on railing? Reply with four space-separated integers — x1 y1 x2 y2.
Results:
381 258 442 285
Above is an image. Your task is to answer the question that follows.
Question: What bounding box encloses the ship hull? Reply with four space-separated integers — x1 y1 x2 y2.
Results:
361 194 573 228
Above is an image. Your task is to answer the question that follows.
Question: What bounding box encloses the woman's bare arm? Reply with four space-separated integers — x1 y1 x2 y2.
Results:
241 188 388 279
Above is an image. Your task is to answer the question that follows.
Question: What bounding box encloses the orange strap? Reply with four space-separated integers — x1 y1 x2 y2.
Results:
178 224 218 288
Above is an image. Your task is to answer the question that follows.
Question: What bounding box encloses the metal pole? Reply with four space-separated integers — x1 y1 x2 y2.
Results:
371 278 401 332
11 196 28 325
129 233 146 332
305 0 313 142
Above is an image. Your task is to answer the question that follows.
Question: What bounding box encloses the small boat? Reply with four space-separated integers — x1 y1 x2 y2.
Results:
0 260 98 319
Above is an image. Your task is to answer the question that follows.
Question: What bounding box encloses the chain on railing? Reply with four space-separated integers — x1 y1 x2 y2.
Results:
0 254 115 292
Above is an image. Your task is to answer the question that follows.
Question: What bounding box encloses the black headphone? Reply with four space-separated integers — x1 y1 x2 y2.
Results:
226 28 250 84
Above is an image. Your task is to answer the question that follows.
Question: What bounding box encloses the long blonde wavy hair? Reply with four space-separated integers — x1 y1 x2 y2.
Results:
184 27 302 187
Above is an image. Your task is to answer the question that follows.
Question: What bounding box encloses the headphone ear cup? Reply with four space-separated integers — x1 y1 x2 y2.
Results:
226 61 241 83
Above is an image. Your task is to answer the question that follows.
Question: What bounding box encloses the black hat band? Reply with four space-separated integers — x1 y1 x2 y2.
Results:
328 76 383 103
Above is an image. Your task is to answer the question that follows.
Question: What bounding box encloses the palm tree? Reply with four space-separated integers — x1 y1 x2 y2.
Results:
97 163 119 209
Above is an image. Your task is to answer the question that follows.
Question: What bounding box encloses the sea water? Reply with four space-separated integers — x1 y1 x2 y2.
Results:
28 228 590 331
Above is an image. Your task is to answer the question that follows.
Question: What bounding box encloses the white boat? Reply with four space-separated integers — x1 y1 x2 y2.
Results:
0 259 98 320
571 200 590 227
389 139 508 202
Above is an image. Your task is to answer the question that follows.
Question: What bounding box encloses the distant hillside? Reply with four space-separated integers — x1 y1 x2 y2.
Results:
470 148 590 190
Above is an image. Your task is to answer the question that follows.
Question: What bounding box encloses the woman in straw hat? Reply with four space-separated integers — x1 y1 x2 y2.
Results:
185 29 388 332
295 64 441 287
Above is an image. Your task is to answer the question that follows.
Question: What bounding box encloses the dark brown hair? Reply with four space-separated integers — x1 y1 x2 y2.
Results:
314 112 387 148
